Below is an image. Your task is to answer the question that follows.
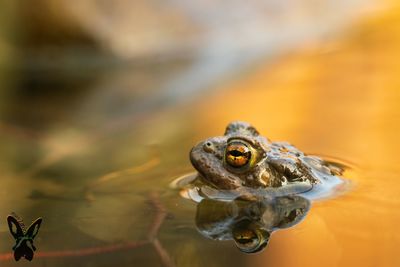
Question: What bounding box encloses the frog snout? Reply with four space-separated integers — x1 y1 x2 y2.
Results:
189 141 217 174
189 143 203 171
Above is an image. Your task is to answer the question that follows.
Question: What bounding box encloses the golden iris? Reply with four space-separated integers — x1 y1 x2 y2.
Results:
225 141 251 168
232 221 270 253
233 228 259 250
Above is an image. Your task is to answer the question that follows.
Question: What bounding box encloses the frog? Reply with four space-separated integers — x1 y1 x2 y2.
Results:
189 121 344 195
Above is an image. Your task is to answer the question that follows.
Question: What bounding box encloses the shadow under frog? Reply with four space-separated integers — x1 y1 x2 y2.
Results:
195 195 310 253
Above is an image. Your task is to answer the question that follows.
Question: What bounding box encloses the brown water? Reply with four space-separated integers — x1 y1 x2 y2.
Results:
1 2 400 267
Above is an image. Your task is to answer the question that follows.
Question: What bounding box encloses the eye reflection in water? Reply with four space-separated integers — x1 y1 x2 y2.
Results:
195 195 310 253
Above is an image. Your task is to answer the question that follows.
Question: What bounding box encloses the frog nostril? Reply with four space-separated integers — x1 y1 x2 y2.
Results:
203 142 214 153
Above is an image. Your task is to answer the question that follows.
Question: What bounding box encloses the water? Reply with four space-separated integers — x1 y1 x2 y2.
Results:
1 1 400 267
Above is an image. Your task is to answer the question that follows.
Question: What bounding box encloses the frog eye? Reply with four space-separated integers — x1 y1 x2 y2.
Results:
225 141 251 168
232 221 270 253
233 228 259 252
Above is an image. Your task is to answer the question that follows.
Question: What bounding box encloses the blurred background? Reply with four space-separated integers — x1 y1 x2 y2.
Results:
0 0 400 266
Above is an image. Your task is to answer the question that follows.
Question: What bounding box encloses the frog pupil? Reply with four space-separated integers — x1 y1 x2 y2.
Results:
236 235 256 244
229 150 243 157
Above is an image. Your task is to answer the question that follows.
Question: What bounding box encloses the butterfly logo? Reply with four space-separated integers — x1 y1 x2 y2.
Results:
7 213 42 261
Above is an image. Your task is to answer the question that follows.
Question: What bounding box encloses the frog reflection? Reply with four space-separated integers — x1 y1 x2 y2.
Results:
195 195 310 253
